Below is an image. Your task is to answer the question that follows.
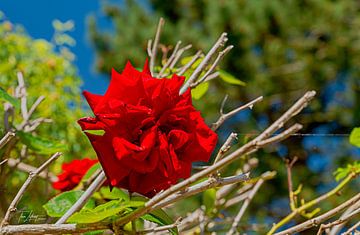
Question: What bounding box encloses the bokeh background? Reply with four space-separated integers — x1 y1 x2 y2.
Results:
0 0 359 234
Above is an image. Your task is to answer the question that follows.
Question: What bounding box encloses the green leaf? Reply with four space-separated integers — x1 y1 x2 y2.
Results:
0 87 19 109
99 186 129 201
219 70 246 86
191 82 209 100
141 209 178 235
349 127 360 147
80 162 101 183
17 131 66 154
43 190 96 217
203 188 217 215
68 200 144 223
84 130 105 136
333 161 360 181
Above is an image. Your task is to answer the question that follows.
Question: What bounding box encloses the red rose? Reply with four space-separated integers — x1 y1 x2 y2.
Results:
78 61 218 197
52 158 98 192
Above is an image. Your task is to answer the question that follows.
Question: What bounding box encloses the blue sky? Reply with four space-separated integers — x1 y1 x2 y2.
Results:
0 0 125 94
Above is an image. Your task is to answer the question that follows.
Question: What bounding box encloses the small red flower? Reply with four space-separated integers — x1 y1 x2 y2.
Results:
52 158 98 192
78 60 218 197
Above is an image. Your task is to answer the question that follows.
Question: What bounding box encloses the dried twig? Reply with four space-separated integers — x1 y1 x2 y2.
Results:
180 32 228 94
114 91 313 227
137 217 182 234
0 223 110 235
212 96 263 131
158 41 182 77
55 171 106 225
6 158 57 182
227 171 276 235
0 152 61 227
329 200 360 235
273 193 360 235
286 156 299 211
168 44 192 70
149 18 165 76
317 206 360 235
213 132 238 165
177 50 203 76
342 220 360 235
153 173 250 210
0 132 15 149
269 172 359 235
190 45 233 88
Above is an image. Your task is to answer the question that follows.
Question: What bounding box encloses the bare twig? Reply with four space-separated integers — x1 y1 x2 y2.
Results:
190 45 233 88
286 156 299 211
180 32 228 94
138 217 182 234
273 193 360 235
153 173 250 210
147 39 153 57
212 96 264 131
0 223 110 235
269 171 358 234
329 200 360 235
149 18 165 76
158 41 182 77
317 206 360 235
177 50 203 76
217 158 259 203
254 91 316 142
114 91 313 227
0 132 15 149
203 71 220 83
213 132 238 165
256 124 303 147
168 44 192 70
0 159 8 166
7 158 57 182
0 152 61 227
55 171 106 225
15 72 28 120
227 171 276 235
342 220 360 235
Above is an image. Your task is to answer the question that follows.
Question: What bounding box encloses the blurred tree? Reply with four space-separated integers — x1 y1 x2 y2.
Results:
0 18 92 217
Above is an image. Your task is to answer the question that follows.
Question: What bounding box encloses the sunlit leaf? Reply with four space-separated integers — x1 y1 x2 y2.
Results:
349 127 360 147
219 70 246 86
17 131 67 154
0 87 19 109
203 188 217 215
43 190 96 217
68 200 144 223
191 82 209 100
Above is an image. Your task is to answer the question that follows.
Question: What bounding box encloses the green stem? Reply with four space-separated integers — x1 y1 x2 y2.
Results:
267 172 356 235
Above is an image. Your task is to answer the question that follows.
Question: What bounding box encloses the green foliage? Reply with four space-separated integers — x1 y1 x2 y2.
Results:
333 161 360 181
0 87 20 109
97 186 130 201
43 190 96 217
141 210 178 235
192 82 209 100
349 127 360 147
218 70 246 86
0 18 92 217
17 131 67 154
68 199 144 223
202 188 217 215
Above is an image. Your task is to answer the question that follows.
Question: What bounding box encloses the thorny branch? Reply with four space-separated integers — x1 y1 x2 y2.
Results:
0 152 61 227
